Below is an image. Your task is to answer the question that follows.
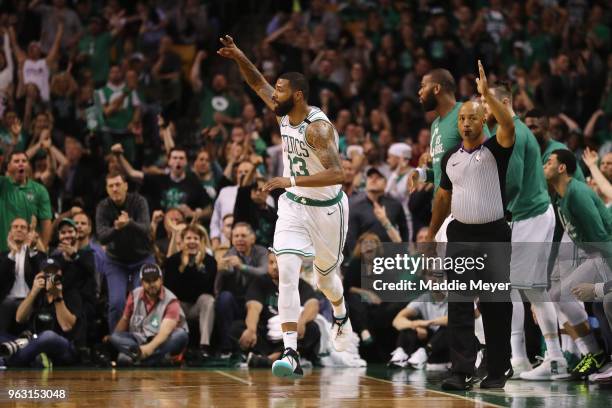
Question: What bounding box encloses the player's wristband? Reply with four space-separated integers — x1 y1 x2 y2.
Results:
290 176 296 187
383 222 393 230
415 168 427 183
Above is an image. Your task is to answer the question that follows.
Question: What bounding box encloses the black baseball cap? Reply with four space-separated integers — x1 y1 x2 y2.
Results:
42 258 61 273
366 167 386 178
140 263 162 281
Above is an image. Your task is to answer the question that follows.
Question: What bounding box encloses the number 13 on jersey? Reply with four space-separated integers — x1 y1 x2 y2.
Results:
288 155 310 176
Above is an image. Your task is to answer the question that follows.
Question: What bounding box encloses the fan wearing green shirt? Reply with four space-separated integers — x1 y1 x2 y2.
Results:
76 16 119 87
0 151 53 252
411 69 462 243
95 65 141 163
482 85 566 380
190 51 242 131
544 149 611 379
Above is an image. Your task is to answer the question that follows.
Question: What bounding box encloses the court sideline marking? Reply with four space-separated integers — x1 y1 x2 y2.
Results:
363 375 506 408
214 370 253 386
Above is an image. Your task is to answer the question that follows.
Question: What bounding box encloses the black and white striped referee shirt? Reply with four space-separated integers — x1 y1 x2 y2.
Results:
439 137 513 224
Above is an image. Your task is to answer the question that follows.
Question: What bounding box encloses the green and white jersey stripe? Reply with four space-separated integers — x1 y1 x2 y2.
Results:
280 106 341 201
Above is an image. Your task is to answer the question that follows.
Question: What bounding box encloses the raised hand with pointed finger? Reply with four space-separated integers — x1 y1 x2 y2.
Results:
475 60 490 97
217 35 245 61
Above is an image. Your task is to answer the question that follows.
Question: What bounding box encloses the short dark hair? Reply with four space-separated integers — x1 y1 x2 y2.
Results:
525 108 545 119
279 72 309 100
428 69 456 94
232 221 254 235
168 147 187 158
105 171 127 183
8 150 28 162
525 108 548 127
551 149 577 176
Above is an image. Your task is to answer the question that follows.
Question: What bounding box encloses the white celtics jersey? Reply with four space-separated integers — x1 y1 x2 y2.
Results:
280 107 341 201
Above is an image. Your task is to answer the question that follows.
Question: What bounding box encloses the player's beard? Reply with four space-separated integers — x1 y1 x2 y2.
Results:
421 92 437 112
274 97 295 116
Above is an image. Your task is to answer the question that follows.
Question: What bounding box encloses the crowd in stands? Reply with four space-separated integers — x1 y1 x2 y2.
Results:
0 0 610 369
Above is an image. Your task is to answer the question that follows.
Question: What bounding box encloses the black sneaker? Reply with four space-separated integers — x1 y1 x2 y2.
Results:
247 352 272 368
441 373 473 390
124 344 142 361
480 368 512 389
199 345 211 360
571 351 608 380
272 347 303 378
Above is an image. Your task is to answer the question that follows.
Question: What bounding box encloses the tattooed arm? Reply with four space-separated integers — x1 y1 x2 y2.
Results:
263 120 345 191
217 35 277 115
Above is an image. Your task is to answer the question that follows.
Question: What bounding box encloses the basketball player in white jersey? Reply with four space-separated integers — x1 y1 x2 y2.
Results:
218 35 352 378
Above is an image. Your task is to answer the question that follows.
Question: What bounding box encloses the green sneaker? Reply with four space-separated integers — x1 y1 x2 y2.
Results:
563 350 581 371
571 352 608 379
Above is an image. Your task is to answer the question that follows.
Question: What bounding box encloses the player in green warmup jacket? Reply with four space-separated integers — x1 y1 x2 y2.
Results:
410 69 461 243
544 149 612 379
482 85 566 380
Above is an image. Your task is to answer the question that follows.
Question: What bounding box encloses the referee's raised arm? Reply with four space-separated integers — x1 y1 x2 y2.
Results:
476 60 515 148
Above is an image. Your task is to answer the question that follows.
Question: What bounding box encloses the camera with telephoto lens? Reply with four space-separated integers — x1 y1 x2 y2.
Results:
46 271 62 286
41 258 62 287
0 331 34 358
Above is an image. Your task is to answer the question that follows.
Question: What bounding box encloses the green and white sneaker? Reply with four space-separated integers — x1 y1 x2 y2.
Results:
272 348 303 378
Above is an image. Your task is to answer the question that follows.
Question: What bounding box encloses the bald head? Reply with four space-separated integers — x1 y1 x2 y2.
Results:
458 101 486 141
460 101 486 118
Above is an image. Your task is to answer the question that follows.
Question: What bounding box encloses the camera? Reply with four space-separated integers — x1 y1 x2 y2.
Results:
42 258 62 287
0 331 34 358
46 271 62 286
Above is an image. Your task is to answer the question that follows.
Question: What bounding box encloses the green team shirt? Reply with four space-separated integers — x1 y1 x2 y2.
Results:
198 88 241 129
95 83 140 131
0 128 27 152
542 139 585 182
0 177 52 252
505 116 550 221
558 178 612 261
429 102 462 188
78 32 112 85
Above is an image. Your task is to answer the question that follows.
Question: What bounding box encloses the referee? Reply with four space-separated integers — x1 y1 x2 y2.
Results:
427 61 515 390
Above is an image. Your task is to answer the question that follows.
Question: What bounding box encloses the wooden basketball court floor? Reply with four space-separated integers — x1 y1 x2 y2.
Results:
0 366 610 407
